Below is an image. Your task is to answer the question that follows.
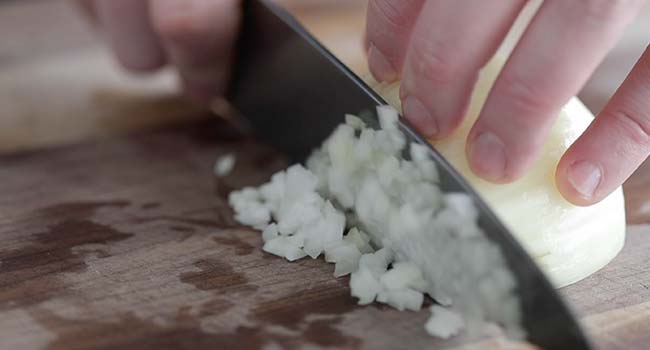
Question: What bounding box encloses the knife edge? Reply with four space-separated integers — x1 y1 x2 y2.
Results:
226 1 591 349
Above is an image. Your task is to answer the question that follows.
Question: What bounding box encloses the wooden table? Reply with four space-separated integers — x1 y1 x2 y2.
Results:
1 1 650 349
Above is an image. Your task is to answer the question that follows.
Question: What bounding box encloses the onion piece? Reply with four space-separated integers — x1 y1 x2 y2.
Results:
425 306 465 339
229 105 523 340
344 227 374 254
262 236 307 262
350 267 381 305
262 223 279 242
380 262 428 292
376 288 424 312
214 153 236 177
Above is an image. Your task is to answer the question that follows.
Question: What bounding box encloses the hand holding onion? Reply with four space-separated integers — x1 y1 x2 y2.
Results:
79 0 650 205
368 55 626 288
366 0 650 206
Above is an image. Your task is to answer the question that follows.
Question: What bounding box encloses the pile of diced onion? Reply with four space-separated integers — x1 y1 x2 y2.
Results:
228 106 524 340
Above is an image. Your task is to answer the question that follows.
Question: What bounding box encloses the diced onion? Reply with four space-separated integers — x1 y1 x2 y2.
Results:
229 105 524 340
214 153 236 177
425 306 465 339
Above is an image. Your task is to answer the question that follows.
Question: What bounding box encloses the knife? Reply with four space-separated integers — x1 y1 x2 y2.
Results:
227 1 591 349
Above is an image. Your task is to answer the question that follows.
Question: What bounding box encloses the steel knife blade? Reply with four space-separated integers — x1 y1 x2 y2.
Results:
227 1 591 349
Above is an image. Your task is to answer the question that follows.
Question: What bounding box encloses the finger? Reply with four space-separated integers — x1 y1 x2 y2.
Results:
150 0 241 102
400 0 526 138
467 0 645 183
365 0 424 82
556 46 650 206
94 0 166 72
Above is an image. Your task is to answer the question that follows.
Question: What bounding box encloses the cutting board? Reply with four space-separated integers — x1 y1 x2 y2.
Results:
0 115 649 350
2 1 650 349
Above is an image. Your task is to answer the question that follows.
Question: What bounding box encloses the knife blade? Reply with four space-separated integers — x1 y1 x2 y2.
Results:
227 1 591 349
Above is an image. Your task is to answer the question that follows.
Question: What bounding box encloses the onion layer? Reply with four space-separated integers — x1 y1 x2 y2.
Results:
367 55 626 288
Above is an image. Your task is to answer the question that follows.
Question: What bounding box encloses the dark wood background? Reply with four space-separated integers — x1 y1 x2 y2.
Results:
1 1 649 349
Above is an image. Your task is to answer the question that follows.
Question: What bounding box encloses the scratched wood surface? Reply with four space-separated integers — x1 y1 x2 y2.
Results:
0 117 530 350
0 108 649 350
1 0 650 349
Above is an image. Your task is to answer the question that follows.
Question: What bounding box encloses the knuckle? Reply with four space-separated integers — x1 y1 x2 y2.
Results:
151 7 195 40
576 0 637 22
369 0 412 28
497 74 554 118
610 109 650 149
408 38 459 85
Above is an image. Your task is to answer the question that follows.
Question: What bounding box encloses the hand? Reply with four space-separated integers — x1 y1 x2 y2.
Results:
77 0 240 102
365 0 649 206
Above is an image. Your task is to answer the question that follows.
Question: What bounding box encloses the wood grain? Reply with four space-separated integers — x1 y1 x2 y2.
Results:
0 116 647 349
1 1 650 349
0 118 516 350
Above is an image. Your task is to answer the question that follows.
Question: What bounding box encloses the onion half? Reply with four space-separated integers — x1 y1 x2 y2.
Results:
367 55 626 288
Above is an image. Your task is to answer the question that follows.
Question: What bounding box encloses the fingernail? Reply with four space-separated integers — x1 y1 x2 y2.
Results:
368 43 397 83
399 85 407 101
403 95 438 137
568 161 602 198
468 132 507 181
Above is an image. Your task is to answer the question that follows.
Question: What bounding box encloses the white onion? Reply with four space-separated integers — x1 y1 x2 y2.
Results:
358 248 393 279
376 288 424 312
226 1 625 342
229 106 524 340
367 56 626 288
302 201 346 258
379 262 427 292
228 188 271 230
263 236 306 262
344 114 366 130
350 266 381 305
343 228 374 254
425 306 465 339
325 241 362 277
261 223 279 242
214 153 236 177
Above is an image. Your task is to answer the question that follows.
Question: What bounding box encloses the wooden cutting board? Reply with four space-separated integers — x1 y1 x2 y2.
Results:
2 1 650 349
1 115 650 350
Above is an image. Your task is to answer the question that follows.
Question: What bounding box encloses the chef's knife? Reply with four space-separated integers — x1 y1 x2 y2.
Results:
227 1 591 349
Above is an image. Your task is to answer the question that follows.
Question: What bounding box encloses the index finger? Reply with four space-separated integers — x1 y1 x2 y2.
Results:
467 0 645 183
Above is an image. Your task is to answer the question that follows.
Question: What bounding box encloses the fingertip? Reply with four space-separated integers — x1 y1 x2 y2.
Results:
399 81 469 140
555 149 609 206
367 43 398 83
402 95 438 138
466 130 510 183
365 0 423 83
555 162 593 207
